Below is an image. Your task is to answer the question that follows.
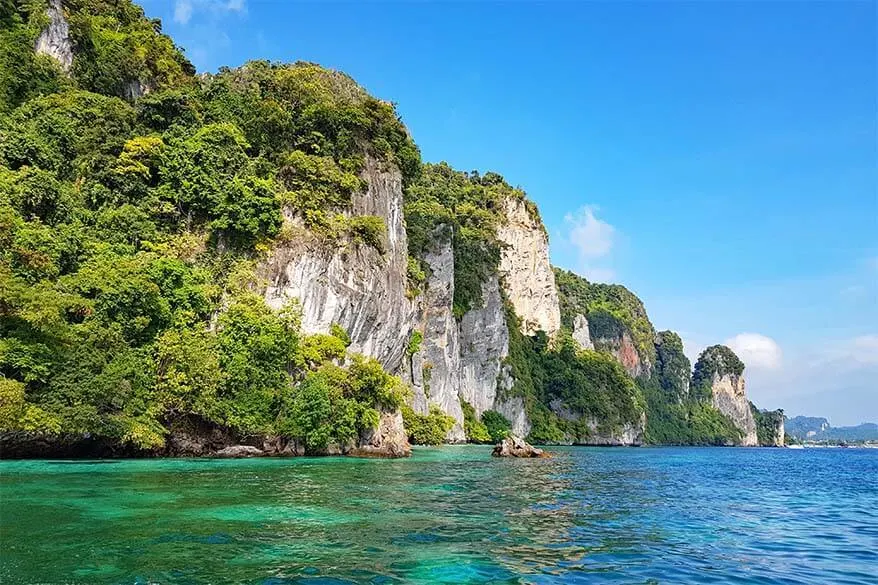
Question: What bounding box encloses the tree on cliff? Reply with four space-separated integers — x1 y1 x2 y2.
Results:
0 0 418 452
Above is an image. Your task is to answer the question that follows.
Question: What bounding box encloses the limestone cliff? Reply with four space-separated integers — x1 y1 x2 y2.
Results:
259 157 414 451
591 328 646 379
35 0 73 72
654 330 691 402
693 345 758 446
409 232 465 442
458 277 510 417
261 156 414 374
752 406 785 447
548 400 645 446
497 197 561 338
259 157 553 445
554 268 655 379
710 373 758 446
772 417 785 447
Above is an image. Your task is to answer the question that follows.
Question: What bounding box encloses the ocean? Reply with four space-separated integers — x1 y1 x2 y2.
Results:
1 446 876 584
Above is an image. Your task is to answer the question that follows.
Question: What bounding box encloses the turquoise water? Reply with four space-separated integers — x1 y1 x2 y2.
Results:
1 447 876 584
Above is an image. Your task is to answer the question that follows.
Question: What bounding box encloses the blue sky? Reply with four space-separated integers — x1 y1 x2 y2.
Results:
142 0 877 425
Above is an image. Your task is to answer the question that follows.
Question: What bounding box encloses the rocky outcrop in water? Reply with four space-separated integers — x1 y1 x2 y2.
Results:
349 410 412 458
492 435 546 458
35 0 73 72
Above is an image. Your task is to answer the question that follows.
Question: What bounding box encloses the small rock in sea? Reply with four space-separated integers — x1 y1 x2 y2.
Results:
215 445 264 458
492 435 548 458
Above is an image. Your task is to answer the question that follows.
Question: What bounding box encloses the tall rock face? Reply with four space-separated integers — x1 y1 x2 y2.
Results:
752 406 785 447
772 417 785 447
261 157 414 374
496 197 561 338
408 233 465 442
455 277 530 438
710 373 758 446
693 345 758 446
591 328 646 379
458 277 510 417
35 0 73 72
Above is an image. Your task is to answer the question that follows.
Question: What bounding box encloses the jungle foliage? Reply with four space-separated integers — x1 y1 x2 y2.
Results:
0 0 418 451
404 163 535 317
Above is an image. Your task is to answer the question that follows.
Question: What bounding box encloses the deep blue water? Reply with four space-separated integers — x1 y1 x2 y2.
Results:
1 446 876 584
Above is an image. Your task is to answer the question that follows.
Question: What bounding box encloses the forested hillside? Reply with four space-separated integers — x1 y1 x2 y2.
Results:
0 0 419 454
1 0 776 455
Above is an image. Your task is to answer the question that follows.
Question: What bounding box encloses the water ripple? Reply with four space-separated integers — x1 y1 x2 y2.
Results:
1 447 876 584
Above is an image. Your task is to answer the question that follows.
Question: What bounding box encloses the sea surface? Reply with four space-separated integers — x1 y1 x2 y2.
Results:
1 446 876 584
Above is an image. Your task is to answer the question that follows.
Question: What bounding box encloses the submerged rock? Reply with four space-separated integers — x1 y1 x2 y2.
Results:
215 445 264 458
492 435 547 458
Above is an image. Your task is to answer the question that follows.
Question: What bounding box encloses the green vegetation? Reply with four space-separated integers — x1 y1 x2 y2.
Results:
751 403 784 446
691 345 744 402
401 404 454 445
480 410 511 443
654 330 691 403
0 0 776 454
642 338 745 445
460 400 490 443
406 330 423 356
0 1 66 114
1 0 192 113
641 376 742 445
554 268 656 370
0 0 420 453
501 305 645 444
280 355 406 452
405 163 537 316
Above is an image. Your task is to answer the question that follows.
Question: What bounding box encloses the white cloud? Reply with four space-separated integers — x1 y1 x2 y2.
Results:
174 0 193 24
744 338 878 423
819 335 878 368
564 205 616 282
566 206 614 258
724 333 783 370
174 0 246 25
681 337 704 364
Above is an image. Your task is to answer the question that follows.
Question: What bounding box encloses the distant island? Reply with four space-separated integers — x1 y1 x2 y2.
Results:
2 0 788 458
785 416 878 446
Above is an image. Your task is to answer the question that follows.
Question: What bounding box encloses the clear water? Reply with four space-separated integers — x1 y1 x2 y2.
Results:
1 446 876 584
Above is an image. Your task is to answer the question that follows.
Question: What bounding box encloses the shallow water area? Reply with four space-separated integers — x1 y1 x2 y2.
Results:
1 446 876 584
